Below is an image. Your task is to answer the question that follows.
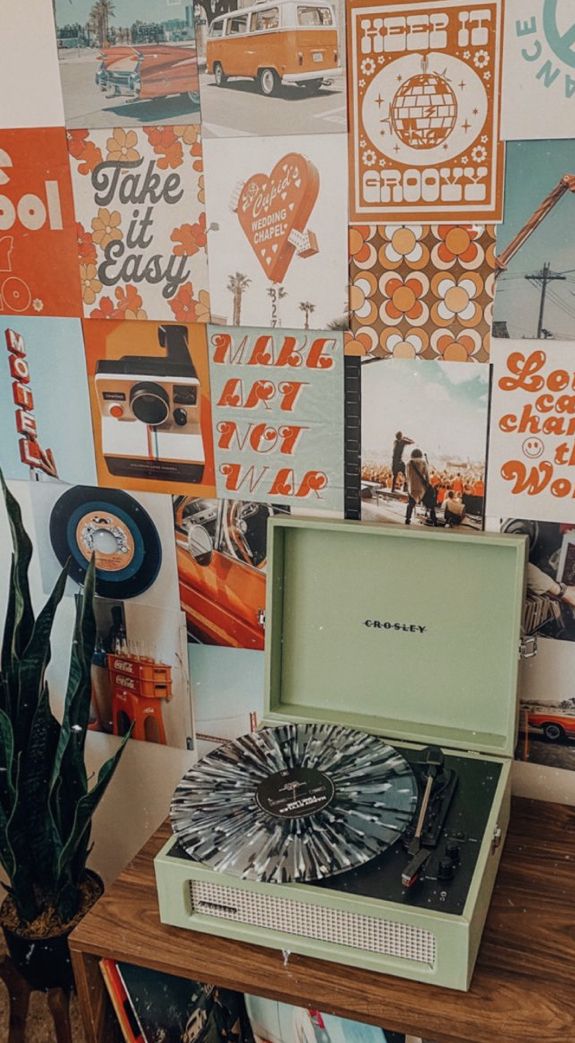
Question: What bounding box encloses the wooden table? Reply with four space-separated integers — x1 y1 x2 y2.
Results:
70 797 575 1043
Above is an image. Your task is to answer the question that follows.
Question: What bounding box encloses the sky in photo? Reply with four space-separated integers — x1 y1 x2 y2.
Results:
56 0 189 26
493 139 575 342
362 359 490 467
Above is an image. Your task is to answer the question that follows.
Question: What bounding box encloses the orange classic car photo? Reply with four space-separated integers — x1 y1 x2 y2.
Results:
526 711 575 743
174 497 289 649
96 43 200 106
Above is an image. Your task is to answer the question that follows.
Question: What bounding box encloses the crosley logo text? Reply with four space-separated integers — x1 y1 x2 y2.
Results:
364 620 427 634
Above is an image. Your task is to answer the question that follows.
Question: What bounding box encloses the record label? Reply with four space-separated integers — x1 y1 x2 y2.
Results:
256 766 335 820
75 511 135 573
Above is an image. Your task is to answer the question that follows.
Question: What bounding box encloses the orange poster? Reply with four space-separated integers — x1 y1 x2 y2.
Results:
347 0 505 223
82 319 216 497
0 128 81 316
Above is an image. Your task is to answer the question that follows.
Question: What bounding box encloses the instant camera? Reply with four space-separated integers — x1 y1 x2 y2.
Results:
95 324 205 483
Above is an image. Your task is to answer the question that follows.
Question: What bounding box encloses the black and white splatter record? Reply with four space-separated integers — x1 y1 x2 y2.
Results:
170 723 419 883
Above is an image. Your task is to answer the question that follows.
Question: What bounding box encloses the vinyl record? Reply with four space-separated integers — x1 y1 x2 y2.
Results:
170 723 418 883
49 486 162 598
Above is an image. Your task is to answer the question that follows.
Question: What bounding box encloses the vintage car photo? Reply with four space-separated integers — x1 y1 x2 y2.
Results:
195 0 347 137
174 496 289 649
53 0 201 127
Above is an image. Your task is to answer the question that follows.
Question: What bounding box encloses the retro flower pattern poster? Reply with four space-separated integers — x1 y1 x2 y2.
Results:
203 133 348 330
0 129 81 317
68 125 210 322
347 0 505 223
348 222 496 361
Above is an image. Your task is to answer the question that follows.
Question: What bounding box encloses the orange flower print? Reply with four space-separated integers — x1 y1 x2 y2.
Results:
344 328 379 357
171 215 207 256
144 127 183 170
431 226 484 270
431 330 482 362
107 128 140 164
76 222 97 264
189 140 203 174
174 125 200 147
197 174 205 205
114 285 148 320
89 296 118 319
169 283 200 322
349 226 376 268
80 263 102 305
67 130 89 160
378 272 429 327
379 225 429 271
379 328 430 359
194 289 210 324
350 270 378 326
91 208 122 249
67 130 103 175
430 273 482 328
168 283 210 323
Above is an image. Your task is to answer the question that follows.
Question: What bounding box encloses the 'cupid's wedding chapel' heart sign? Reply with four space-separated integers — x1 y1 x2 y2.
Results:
234 153 320 284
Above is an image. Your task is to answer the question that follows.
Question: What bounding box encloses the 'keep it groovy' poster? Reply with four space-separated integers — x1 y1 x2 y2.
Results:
487 340 575 523
68 126 210 322
208 327 345 512
347 0 505 223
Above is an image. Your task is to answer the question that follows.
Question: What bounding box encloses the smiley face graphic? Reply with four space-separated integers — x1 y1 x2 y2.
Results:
522 437 545 459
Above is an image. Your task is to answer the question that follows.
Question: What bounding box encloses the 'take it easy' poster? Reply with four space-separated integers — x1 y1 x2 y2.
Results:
208 325 345 512
487 339 575 523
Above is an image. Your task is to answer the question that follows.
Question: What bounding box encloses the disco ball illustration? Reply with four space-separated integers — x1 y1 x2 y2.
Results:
390 71 457 149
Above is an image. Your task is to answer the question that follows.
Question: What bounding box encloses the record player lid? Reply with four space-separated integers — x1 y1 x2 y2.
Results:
264 518 527 759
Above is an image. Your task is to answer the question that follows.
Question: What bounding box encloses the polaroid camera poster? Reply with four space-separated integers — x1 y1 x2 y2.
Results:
82 319 217 497
208 326 345 512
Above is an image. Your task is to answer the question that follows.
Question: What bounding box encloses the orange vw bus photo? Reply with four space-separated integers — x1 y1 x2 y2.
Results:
206 0 341 96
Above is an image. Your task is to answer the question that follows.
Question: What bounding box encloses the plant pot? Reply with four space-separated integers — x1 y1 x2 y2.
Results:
0 870 104 992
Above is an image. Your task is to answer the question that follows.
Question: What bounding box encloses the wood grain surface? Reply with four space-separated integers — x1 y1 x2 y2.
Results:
69 797 575 1043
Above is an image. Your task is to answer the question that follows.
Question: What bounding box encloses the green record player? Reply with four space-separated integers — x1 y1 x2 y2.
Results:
154 517 530 991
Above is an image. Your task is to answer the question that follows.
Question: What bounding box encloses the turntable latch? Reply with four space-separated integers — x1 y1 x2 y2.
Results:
258 609 266 628
491 824 503 853
519 634 537 659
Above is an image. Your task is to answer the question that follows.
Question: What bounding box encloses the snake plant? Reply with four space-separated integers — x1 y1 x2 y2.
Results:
0 473 130 927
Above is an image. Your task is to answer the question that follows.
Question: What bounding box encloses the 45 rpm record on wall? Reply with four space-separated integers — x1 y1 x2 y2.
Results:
170 723 419 884
49 486 162 599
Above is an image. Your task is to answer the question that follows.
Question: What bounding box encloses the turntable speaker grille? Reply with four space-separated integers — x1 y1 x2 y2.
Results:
189 880 437 967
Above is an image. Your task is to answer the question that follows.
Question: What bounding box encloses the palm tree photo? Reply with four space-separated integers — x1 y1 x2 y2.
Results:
227 272 251 326
89 0 116 47
299 301 315 330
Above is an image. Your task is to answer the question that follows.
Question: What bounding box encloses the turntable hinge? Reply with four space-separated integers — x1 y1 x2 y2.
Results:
519 634 538 659
258 609 266 628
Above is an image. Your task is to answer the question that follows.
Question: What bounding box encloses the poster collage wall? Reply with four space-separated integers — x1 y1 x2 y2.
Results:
1 0 575 786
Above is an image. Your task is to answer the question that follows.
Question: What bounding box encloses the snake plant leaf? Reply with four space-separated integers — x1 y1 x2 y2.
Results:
0 709 16 878
0 474 35 661
1 556 16 703
8 685 61 892
12 565 68 755
49 558 96 804
57 728 132 882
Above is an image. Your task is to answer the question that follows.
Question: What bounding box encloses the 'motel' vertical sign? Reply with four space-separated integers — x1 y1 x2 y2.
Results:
5 329 58 478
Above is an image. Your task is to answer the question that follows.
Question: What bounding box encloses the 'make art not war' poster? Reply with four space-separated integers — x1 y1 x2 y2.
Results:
208 327 345 513
487 340 575 523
